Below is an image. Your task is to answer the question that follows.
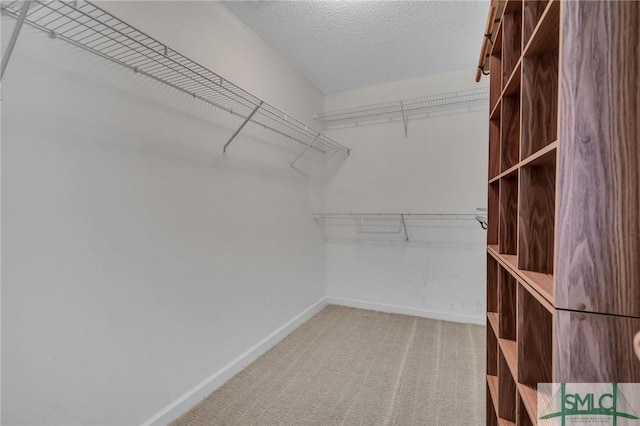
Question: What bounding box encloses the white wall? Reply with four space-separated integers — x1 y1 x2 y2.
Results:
1 2 330 425
323 70 489 324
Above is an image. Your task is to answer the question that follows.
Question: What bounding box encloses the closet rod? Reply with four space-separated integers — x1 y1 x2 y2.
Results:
1 0 350 160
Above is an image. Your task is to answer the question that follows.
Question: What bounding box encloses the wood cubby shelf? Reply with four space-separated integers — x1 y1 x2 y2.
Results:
523 0 560 57
500 96 520 171
517 384 538 426
480 1 640 424
499 339 518 380
517 392 535 426
518 158 556 274
488 326 498 377
498 175 518 255
498 266 517 341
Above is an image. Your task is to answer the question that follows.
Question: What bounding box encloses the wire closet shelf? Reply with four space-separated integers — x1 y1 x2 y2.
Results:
315 87 489 134
314 213 485 242
1 0 350 160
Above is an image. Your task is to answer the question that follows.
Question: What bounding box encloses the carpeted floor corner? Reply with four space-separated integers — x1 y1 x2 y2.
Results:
171 305 485 426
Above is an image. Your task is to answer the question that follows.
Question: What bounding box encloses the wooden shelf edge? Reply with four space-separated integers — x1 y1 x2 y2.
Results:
501 59 522 98
523 0 560 57
489 161 519 184
489 141 557 184
520 140 558 168
487 246 554 306
490 96 502 119
487 312 499 336
517 383 538 426
499 338 518 380
487 375 500 413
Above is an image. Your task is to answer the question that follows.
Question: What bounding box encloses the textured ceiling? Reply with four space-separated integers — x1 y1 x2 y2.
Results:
223 1 488 94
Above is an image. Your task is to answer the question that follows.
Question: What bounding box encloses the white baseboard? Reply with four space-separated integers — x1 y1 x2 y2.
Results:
325 296 485 325
140 298 328 426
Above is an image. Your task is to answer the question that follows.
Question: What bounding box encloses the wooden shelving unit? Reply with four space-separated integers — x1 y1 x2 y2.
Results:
480 1 640 424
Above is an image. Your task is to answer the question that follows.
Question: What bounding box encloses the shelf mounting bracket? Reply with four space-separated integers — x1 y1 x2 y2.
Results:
400 100 408 138
401 214 409 241
223 101 263 153
1 0 32 81
290 133 320 168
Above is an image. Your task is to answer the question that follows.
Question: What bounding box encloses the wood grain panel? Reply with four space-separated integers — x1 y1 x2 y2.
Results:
488 325 498 376
488 182 500 245
491 54 503 111
518 164 556 274
488 254 499 312
499 266 517 340
487 383 499 426
517 384 537 426
489 119 501 179
498 349 517 422
556 0 640 316
523 0 550 48
521 52 558 159
518 284 552 386
555 310 640 382
502 13 522 85
499 176 518 255
517 393 535 426
500 338 518 380
523 0 559 57
501 95 520 171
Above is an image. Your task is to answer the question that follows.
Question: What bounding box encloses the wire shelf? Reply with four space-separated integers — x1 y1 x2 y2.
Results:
315 87 489 130
314 213 484 242
1 0 350 159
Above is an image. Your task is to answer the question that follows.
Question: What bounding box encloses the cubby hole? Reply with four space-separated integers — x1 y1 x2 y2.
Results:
487 322 498 377
489 118 501 180
499 266 517 341
498 348 517 422
501 95 520 171
502 9 522 86
517 284 553 423
518 154 556 275
522 0 550 48
521 52 558 159
487 255 499 314
487 181 499 246
489 23 503 111
499 174 518 255
521 2 559 160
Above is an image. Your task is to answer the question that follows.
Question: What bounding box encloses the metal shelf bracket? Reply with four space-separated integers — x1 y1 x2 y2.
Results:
1 0 32 81
223 101 263 153
290 133 320 168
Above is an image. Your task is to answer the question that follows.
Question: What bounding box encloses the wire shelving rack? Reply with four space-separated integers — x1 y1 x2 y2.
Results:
315 87 489 137
313 213 485 242
0 0 350 164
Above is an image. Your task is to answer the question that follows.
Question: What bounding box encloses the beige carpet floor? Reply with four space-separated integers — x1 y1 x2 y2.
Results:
172 305 485 426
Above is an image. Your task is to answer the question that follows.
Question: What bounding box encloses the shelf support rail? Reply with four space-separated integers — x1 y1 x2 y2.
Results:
1 0 31 81
223 101 263 153
290 133 321 168
400 100 408 138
